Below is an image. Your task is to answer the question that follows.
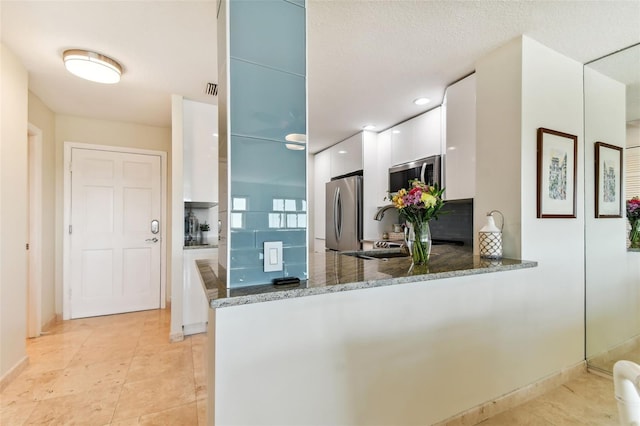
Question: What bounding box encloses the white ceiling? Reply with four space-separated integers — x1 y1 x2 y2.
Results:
2 1 639 154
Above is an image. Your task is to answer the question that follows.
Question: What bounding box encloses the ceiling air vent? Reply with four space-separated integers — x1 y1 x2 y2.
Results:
206 82 218 96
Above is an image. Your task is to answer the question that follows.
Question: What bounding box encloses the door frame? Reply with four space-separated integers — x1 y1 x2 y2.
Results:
63 142 168 320
27 123 43 337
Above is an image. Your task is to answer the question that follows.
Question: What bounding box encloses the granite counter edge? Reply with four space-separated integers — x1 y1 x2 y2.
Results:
196 258 538 309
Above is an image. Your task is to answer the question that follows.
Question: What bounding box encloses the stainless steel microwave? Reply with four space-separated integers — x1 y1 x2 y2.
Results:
389 155 441 193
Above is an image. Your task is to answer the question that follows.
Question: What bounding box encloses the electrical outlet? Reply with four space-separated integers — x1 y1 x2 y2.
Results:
263 241 283 272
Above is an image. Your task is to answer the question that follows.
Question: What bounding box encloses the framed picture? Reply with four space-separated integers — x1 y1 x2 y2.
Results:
536 127 578 218
595 142 623 218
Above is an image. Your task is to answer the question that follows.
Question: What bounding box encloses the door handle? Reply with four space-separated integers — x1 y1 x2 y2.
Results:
145 237 159 243
420 162 427 183
334 187 340 240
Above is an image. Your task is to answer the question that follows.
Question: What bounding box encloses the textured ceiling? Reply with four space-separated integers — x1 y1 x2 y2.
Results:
2 1 639 153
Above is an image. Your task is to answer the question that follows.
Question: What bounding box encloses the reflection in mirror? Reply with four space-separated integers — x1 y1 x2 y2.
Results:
584 43 640 375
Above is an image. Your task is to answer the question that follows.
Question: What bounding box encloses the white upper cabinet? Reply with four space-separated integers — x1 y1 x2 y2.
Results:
443 74 476 200
330 132 363 178
390 119 415 165
413 107 442 160
390 106 442 166
183 100 219 202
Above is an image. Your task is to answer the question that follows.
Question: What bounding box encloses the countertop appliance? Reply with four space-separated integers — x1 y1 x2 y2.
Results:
389 155 441 193
326 175 362 251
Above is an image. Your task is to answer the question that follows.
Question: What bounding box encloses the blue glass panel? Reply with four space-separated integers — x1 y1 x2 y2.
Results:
230 59 306 142
230 248 262 268
231 136 305 205
255 230 306 247
230 263 307 288
287 0 305 8
283 246 306 264
230 230 255 249
230 0 305 76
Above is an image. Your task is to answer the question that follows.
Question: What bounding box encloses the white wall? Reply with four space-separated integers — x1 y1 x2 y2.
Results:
475 37 523 258
519 36 586 367
171 95 185 340
28 92 57 328
0 43 29 380
214 267 573 425
584 68 640 358
54 115 172 314
476 34 585 377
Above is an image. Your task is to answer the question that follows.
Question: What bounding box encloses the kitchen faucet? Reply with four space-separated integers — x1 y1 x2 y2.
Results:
374 205 397 221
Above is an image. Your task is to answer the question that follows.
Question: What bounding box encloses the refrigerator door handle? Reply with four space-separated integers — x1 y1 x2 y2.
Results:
334 187 342 240
337 187 342 239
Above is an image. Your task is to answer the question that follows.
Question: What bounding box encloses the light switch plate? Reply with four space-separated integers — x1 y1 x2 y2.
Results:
263 241 283 272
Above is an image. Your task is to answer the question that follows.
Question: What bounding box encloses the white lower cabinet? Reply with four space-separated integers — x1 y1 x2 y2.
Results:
183 248 216 335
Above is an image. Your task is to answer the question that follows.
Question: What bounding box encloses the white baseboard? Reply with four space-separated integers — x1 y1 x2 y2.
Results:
435 361 587 426
183 323 207 336
0 356 29 392
170 331 184 342
41 313 58 332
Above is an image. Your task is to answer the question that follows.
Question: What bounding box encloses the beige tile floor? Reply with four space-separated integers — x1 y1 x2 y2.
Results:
477 372 618 425
0 309 621 425
0 309 207 425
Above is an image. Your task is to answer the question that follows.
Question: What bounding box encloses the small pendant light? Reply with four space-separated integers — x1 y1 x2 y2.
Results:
479 210 504 259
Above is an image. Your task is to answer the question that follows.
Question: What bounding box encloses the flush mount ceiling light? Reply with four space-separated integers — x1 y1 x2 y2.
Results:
413 97 430 106
285 143 305 151
285 133 307 143
63 49 122 84
285 133 306 150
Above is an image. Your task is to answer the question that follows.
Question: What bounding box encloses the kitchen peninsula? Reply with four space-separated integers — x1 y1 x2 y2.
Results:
199 246 536 307
199 247 538 425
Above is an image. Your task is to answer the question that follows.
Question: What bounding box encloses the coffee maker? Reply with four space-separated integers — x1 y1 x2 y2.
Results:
185 210 199 246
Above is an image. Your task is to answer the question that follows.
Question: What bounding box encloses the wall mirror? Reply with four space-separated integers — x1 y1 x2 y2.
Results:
584 43 640 375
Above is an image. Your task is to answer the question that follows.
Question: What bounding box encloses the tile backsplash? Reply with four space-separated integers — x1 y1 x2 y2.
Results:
429 198 474 247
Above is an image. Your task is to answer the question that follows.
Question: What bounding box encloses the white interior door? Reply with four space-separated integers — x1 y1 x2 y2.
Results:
69 148 162 318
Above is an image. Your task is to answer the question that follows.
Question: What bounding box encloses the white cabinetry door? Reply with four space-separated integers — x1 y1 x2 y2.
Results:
183 248 216 335
313 149 331 244
183 100 218 202
362 130 394 241
443 74 476 200
390 108 442 166
413 107 442 160
362 131 382 241
390 120 414 166
330 133 363 178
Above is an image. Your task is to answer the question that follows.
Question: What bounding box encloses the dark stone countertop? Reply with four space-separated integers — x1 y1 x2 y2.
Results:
196 246 537 309
184 243 218 250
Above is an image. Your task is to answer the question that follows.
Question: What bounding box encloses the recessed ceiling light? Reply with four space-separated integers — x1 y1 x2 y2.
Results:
392 130 401 134
285 143 305 151
362 124 376 131
338 150 347 154
413 97 430 106
213 133 218 137
63 49 122 84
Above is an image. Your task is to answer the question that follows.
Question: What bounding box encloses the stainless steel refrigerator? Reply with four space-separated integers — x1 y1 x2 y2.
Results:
325 175 362 251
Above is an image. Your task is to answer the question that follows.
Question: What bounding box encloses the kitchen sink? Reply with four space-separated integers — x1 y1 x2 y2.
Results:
342 250 410 260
